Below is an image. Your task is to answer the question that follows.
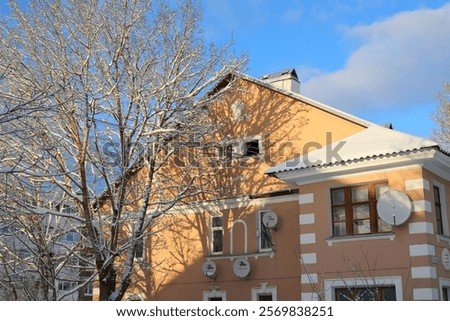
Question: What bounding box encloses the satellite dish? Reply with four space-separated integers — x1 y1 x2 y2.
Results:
262 211 278 229
376 190 412 226
233 258 251 278
202 261 217 278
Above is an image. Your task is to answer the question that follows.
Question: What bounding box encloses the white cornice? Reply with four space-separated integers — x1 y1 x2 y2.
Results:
275 149 450 186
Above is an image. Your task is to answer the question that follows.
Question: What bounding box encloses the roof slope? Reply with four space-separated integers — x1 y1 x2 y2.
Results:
214 71 374 128
266 125 439 175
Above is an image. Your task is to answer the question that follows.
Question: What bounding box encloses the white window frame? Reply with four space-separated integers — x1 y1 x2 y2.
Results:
203 289 227 301
433 181 449 236
257 210 273 252
324 276 403 301
251 283 277 301
439 278 450 301
210 215 223 255
241 135 263 158
57 280 77 292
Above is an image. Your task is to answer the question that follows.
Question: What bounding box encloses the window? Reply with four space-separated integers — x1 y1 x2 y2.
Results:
251 284 277 301
443 287 450 301
331 183 391 237
243 140 260 157
135 238 145 259
434 185 444 235
63 230 80 243
211 216 223 254
257 294 273 301
203 289 227 301
84 281 93 296
335 286 396 301
258 211 272 251
216 144 233 163
58 281 76 292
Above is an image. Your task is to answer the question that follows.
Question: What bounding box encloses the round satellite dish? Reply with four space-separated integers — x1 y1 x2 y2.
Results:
442 248 450 271
262 211 278 229
233 258 251 278
376 190 412 226
202 261 217 278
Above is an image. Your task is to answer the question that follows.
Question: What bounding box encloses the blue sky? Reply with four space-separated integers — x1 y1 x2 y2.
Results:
1 1 449 139
202 0 450 139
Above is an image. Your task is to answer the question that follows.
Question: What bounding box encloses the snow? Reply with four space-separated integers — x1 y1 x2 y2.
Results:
266 125 439 174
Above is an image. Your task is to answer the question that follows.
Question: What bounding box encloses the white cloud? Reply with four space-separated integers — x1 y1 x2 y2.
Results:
301 3 450 111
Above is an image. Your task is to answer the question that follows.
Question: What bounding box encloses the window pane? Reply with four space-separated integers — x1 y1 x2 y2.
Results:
434 185 441 203
258 294 273 301
244 140 259 156
335 286 396 301
331 189 345 205
353 219 370 234
334 222 347 236
135 239 144 259
212 217 222 228
260 225 272 249
376 184 389 198
378 219 392 232
353 204 370 219
212 230 223 253
333 206 346 222
352 187 368 202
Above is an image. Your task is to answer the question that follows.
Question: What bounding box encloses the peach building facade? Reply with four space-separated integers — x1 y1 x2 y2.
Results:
126 69 450 301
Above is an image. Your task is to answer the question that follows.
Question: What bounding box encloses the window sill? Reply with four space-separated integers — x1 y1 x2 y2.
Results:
437 234 450 245
206 251 275 261
326 233 395 246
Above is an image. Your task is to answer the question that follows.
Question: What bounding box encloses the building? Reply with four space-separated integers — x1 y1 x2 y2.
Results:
125 69 450 301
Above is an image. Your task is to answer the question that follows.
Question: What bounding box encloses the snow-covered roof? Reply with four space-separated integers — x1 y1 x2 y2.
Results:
266 125 440 175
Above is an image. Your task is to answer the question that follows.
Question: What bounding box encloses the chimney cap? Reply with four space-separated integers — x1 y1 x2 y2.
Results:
260 68 298 81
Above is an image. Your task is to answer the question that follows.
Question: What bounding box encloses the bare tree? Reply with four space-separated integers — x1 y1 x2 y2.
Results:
0 0 245 300
433 82 450 151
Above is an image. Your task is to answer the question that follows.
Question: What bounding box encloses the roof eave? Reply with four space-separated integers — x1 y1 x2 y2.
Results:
271 148 449 186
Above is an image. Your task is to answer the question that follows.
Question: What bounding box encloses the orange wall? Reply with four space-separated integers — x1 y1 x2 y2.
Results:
298 166 450 300
124 77 370 300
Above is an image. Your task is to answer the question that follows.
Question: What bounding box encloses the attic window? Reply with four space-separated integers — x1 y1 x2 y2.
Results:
243 140 260 157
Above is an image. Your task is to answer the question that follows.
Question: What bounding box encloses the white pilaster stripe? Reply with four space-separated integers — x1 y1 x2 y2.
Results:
413 288 439 300
299 213 315 225
299 193 314 205
301 292 319 301
408 222 434 234
300 233 316 245
300 253 317 264
301 273 318 284
412 200 432 213
411 266 437 279
409 244 435 257
405 178 430 191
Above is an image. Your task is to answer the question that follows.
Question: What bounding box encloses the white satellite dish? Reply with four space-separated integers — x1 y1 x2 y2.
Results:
376 190 412 226
262 211 278 229
202 261 217 278
232 258 251 278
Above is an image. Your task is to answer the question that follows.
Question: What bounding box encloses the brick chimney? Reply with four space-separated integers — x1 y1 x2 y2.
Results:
261 69 300 94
